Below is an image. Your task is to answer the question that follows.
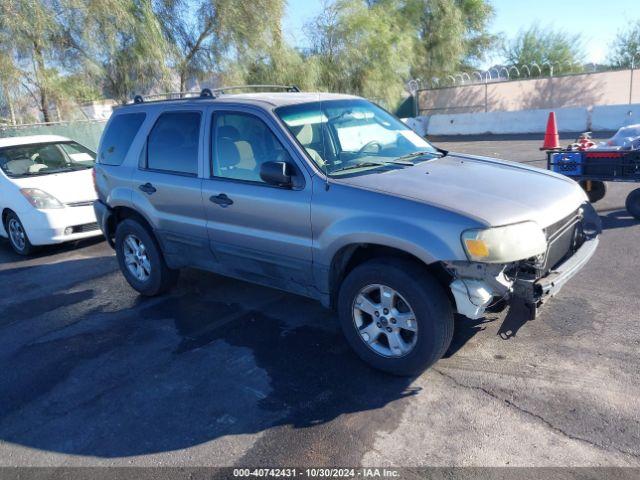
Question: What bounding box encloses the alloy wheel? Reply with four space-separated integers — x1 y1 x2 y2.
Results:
8 218 26 252
352 283 418 358
123 234 151 282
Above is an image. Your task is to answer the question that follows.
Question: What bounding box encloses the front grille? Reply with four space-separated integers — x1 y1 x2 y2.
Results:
66 200 95 207
541 208 583 273
71 222 99 233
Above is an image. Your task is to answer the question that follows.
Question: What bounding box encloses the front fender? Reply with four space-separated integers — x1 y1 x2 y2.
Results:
316 215 463 268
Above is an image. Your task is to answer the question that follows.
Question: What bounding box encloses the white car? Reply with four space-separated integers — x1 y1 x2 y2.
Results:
0 135 101 255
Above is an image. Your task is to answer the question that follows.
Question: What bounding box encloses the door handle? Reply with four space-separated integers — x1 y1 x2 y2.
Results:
210 193 234 207
139 182 156 194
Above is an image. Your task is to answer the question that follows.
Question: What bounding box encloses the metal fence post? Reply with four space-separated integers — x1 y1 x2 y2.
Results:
484 80 488 112
630 58 635 105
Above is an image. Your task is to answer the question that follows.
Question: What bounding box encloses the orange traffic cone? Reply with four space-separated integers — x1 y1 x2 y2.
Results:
541 111 560 150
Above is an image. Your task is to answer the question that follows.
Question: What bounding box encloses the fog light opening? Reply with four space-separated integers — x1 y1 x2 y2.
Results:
64 227 73 236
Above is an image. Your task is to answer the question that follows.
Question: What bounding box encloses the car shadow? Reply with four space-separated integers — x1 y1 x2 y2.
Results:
446 299 535 356
0 256 419 459
0 236 105 264
443 314 496 358
599 209 638 230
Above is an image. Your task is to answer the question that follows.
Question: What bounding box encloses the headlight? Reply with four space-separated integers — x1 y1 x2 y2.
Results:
461 221 547 263
20 188 64 209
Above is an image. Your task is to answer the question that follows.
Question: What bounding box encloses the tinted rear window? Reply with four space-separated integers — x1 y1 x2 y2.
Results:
99 113 146 165
146 111 201 175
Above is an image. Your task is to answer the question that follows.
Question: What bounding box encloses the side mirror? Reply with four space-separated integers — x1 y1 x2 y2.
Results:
260 161 293 187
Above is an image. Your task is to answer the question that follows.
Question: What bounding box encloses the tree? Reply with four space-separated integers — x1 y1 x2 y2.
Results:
154 0 286 93
240 46 320 91
0 0 64 122
608 20 640 68
60 0 172 104
48 73 102 120
502 25 585 76
400 0 497 79
0 47 21 124
303 0 495 107
305 0 415 109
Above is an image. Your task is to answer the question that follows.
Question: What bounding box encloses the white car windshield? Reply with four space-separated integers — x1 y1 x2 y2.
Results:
276 99 440 175
0 141 95 178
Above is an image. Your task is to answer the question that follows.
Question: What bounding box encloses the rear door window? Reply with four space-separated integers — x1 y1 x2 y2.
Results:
99 113 146 165
147 111 201 175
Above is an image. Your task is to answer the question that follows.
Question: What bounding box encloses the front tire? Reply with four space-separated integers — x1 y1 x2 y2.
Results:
115 218 179 296
4 212 35 256
626 188 640 220
337 258 454 376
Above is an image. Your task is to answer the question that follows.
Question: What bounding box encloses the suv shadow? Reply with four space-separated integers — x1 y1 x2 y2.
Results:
0 260 418 460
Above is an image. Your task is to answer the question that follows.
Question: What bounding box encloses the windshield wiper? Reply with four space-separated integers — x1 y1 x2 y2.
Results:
333 159 412 173
394 150 444 162
50 165 91 173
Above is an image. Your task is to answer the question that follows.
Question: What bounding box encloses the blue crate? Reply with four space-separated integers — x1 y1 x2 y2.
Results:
551 152 583 176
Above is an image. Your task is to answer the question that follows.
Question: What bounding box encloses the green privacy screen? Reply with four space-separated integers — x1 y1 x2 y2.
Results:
0 120 107 151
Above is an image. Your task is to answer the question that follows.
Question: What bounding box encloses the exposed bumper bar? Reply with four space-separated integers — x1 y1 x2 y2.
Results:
511 234 599 306
514 201 601 305
535 234 599 299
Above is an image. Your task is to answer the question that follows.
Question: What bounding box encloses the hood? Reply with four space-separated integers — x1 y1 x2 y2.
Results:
11 168 97 204
335 152 587 228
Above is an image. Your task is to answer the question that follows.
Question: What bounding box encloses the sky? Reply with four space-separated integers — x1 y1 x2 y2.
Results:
284 0 639 68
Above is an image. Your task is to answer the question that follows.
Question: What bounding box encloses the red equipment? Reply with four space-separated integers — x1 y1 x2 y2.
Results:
570 132 597 151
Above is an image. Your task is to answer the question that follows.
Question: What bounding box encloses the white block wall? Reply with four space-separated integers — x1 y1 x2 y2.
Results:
406 103 640 136
591 104 640 131
422 108 589 136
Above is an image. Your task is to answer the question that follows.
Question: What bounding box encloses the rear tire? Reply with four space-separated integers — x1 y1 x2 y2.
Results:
4 212 35 256
115 218 179 296
579 180 607 203
337 258 453 376
626 188 640 220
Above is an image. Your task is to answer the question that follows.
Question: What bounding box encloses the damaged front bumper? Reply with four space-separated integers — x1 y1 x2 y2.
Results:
511 233 599 305
449 265 510 320
447 202 601 320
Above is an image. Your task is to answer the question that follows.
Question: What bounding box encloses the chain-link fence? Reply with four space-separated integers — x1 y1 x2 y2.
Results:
407 57 640 91
0 120 107 150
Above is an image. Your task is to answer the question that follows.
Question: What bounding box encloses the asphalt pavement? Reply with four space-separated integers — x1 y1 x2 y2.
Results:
0 135 639 468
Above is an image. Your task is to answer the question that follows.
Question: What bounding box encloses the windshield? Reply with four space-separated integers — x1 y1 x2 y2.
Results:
0 141 95 178
276 99 439 175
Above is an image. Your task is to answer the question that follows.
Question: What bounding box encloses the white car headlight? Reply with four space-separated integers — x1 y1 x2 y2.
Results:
461 221 547 263
20 188 64 209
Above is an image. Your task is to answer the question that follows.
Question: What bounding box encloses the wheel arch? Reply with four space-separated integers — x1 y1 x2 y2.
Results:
1 207 14 225
107 206 155 242
327 243 454 310
1 208 15 236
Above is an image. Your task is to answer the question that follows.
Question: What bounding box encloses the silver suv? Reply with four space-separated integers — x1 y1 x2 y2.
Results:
94 86 601 375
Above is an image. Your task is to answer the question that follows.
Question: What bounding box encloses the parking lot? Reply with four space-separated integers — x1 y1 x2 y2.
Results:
0 134 639 468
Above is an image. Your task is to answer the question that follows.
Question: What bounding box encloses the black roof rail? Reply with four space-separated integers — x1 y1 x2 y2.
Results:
213 84 300 94
130 85 300 104
130 89 217 104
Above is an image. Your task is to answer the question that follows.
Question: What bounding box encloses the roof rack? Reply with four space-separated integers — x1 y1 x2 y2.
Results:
131 85 300 104
214 84 300 94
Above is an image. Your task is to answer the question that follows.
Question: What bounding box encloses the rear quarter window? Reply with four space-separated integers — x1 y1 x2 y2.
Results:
99 112 146 166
